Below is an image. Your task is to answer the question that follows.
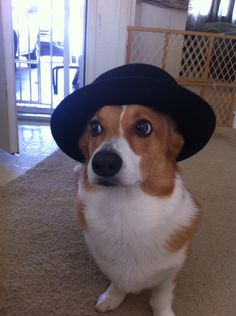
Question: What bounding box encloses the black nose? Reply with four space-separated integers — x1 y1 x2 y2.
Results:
92 151 122 177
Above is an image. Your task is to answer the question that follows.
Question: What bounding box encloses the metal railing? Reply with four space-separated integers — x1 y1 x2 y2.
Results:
126 26 236 127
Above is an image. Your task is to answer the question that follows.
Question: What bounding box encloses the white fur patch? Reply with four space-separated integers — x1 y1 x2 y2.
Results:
96 283 125 312
79 173 197 293
119 105 127 136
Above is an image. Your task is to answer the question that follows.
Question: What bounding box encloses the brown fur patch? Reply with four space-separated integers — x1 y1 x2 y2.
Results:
167 209 202 252
75 197 87 231
120 105 184 197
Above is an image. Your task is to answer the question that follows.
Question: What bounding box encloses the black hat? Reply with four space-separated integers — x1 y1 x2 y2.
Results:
50 63 216 163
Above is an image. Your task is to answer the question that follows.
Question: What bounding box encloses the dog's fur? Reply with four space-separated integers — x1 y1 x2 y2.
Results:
76 105 201 316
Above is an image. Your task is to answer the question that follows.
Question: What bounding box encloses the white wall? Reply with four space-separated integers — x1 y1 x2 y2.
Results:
85 0 136 84
135 2 187 29
0 0 18 154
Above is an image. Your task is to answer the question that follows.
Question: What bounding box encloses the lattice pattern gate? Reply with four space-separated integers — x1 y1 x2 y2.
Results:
126 26 236 127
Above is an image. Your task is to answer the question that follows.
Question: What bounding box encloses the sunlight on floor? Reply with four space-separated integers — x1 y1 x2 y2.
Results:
0 121 58 186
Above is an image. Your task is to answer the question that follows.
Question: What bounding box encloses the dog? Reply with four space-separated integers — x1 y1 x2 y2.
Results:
50 64 215 315
75 104 201 316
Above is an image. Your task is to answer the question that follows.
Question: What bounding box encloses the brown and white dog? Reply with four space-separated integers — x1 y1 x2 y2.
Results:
76 104 201 316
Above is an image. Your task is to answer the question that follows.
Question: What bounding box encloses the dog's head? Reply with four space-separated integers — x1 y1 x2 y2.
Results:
79 105 184 196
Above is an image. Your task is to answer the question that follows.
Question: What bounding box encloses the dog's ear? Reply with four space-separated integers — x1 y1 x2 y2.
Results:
79 129 90 162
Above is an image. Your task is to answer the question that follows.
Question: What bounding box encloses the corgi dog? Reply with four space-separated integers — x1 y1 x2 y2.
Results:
76 104 201 316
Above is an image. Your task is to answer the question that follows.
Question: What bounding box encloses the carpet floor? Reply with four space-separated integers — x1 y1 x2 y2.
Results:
0 127 235 316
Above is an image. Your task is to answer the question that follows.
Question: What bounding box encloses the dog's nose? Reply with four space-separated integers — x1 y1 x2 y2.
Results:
92 151 122 177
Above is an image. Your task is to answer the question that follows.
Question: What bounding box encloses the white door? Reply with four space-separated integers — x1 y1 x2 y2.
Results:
0 0 19 154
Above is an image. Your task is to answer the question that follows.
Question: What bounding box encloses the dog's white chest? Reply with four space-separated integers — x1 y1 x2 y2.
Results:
80 177 192 293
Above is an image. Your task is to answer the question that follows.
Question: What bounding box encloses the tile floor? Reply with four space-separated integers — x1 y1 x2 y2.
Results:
0 121 58 187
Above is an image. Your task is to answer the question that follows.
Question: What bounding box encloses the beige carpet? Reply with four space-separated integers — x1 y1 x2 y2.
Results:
0 127 235 316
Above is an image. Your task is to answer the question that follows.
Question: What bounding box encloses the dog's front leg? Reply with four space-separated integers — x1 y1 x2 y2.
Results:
96 282 126 312
149 278 176 316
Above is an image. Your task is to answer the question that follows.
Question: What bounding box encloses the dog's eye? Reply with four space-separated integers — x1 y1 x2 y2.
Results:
135 120 152 137
89 120 103 137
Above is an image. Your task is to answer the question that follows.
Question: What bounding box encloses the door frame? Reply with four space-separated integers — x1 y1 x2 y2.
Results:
0 0 19 154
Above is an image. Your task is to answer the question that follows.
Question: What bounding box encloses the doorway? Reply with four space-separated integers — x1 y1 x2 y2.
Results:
12 0 86 119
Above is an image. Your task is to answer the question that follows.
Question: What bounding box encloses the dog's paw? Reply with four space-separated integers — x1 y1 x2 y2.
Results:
96 284 125 312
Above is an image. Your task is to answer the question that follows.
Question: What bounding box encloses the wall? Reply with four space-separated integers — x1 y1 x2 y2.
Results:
0 7 10 151
0 0 18 153
135 2 187 29
85 0 136 84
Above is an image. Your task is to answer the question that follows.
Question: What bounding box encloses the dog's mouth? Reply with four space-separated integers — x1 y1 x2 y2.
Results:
96 177 118 187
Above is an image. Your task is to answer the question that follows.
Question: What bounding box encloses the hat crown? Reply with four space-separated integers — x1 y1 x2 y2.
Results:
94 63 177 86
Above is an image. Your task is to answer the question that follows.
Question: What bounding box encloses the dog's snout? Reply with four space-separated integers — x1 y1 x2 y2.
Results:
92 151 122 177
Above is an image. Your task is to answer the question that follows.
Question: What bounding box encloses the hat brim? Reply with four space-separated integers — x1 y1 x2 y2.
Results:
51 73 216 163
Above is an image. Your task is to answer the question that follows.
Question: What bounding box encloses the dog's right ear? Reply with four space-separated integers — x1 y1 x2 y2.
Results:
79 129 90 162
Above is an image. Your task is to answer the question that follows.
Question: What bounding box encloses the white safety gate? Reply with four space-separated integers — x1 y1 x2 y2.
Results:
12 0 86 118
